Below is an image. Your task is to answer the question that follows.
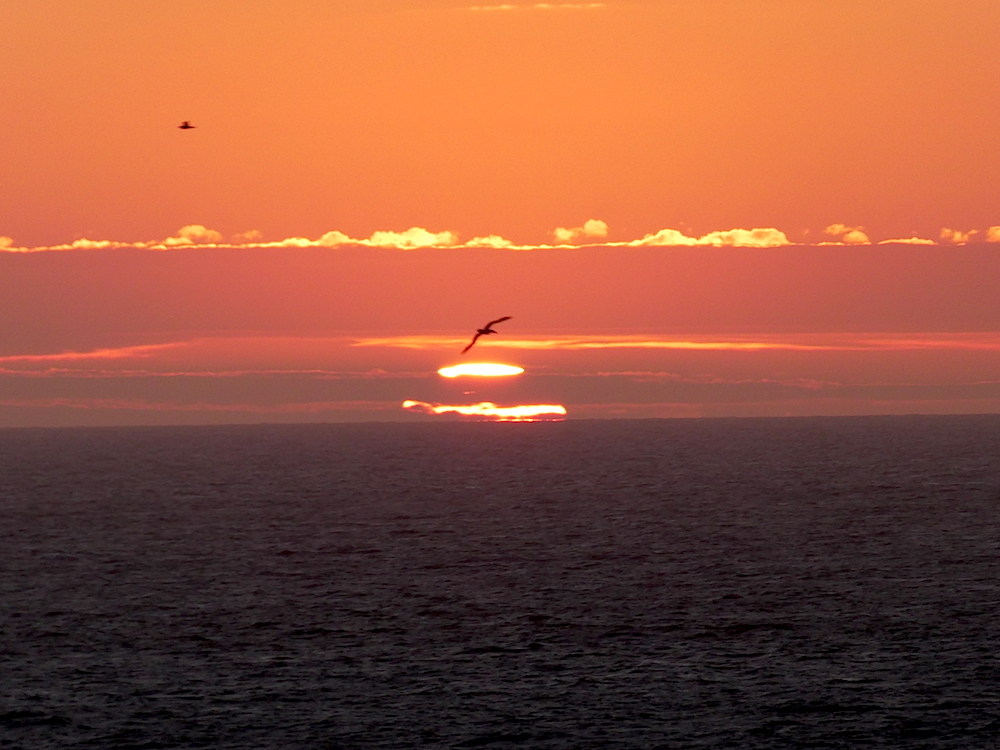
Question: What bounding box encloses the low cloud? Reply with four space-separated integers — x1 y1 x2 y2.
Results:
0 226 463 252
877 237 937 245
232 229 263 243
31 239 133 251
465 234 515 248
162 224 225 246
619 227 790 248
5 222 992 253
275 227 458 249
314 231 352 247
552 219 609 244
368 227 458 248
940 228 978 245
823 224 870 245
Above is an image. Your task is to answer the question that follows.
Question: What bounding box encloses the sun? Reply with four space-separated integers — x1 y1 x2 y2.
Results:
402 400 566 422
437 363 525 378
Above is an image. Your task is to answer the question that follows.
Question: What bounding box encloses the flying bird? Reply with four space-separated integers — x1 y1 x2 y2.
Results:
462 316 512 354
178 121 196 129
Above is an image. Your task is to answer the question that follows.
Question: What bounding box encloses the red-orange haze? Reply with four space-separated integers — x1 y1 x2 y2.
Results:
1 0 999 425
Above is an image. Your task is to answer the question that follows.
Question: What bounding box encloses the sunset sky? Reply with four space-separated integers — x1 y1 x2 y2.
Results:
2 0 999 425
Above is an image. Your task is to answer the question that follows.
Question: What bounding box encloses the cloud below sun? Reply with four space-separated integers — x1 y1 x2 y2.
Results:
7 333 1000 380
5 333 1000 426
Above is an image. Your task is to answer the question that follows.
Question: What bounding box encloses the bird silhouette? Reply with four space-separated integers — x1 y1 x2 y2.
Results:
462 316 512 354
178 121 196 129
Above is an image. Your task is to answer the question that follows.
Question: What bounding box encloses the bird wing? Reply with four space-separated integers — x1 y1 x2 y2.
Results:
485 316 511 328
461 332 483 354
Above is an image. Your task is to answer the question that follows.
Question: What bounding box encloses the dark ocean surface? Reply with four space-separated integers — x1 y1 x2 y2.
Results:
2 416 1000 749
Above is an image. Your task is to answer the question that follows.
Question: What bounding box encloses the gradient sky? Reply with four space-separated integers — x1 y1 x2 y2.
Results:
2 0 999 425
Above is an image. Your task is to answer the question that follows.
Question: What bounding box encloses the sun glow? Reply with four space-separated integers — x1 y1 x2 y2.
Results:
402 400 566 421
437 363 525 378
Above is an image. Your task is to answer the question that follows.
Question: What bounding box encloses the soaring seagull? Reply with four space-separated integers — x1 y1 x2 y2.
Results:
178 121 196 129
462 316 512 354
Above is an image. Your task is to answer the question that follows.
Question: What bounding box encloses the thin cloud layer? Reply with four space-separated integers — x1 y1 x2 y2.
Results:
357 335 835 351
465 3 605 11
356 333 1000 353
0 397 398 414
988 227 1000 243
10 334 1000 382
0 343 180 366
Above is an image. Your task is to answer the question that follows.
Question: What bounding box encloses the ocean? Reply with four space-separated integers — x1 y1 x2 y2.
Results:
2 416 999 749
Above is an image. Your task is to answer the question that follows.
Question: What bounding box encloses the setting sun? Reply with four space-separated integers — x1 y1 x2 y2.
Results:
2 0 1000 425
4 3 998 748
402 400 566 422
437 363 525 378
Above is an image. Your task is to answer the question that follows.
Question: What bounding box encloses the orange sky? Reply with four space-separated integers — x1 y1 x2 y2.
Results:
2 0 1000 424
3 0 999 245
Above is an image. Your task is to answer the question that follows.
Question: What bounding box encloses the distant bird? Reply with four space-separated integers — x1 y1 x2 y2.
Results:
178 121 196 129
462 316 512 354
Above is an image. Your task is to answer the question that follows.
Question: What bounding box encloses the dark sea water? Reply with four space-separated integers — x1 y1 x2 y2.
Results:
2 416 1000 749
